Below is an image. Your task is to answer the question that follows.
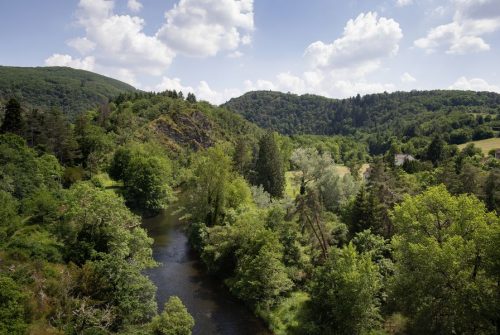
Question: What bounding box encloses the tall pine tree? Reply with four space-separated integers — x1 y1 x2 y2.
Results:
1 98 24 136
255 132 285 198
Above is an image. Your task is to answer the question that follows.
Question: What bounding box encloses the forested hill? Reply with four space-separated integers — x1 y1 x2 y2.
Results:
224 90 500 139
0 66 136 116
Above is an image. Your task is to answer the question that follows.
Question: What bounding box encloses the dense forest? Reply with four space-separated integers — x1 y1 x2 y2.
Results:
0 67 136 117
224 90 500 155
0 80 499 335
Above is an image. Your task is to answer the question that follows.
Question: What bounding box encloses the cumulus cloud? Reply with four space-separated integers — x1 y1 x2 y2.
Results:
156 0 254 57
45 54 95 71
127 0 142 12
449 76 500 92
400 72 417 83
304 12 402 77
46 0 255 87
67 37 96 54
415 0 500 54
243 12 402 98
46 0 174 85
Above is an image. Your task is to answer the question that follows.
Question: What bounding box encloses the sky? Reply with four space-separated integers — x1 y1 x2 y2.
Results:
1 0 500 104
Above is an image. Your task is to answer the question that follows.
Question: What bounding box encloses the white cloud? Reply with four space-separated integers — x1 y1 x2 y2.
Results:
304 12 403 77
332 80 395 97
45 54 95 71
244 79 276 91
67 37 96 54
154 76 195 93
415 0 500 54
47 0 175 86
395 0 413 7
449 76 500 92
401 72 417 83
156 0 254 57
243 12 401 98
127 0 142 13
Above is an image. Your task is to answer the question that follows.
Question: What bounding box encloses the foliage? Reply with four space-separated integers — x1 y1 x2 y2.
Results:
77 255 157 328
0 98 24 135
224 90 500 153
150 296 195 335
390 185 499 334
0 274 28 335
62 182 155 269
309 244 382 335
255 132 285 198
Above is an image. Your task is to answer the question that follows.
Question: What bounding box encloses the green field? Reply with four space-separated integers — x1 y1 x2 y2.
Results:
458 137 500 155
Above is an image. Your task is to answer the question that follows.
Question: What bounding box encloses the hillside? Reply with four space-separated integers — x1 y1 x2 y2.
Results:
224 90 500 151
0 66 136 116
110 91 263 152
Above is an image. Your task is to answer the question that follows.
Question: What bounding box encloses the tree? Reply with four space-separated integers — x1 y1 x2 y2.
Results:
0 274 28 335
187 144 251 226
78 255 157 328
233 136 252 176
186 93 197 103
109 145 173 213
255 132 285 198
0 191 21 243
309 244 381 335
484 168 500 213
426 136 445 166
150 296 194 335
0 98 24 135
349 186 382 236
63 182 155 269
390 185 499 334
124 154 172 213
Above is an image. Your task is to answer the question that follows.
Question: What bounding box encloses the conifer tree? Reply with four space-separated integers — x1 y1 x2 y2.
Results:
1 98 24 135
255 132 285 198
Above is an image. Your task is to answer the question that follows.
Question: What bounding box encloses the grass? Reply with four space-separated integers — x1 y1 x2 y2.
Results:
458 137 500 155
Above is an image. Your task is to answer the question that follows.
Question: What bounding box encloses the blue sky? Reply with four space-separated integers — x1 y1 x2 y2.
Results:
1 0 499 104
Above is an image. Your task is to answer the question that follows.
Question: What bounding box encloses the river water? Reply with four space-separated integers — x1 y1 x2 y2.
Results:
142 206 272 335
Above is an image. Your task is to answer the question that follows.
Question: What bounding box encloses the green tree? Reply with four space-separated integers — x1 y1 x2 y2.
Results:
63 182 155 269
309 244 381 335
349 186 382 236
0 98 24 136
110 145 173 213
0 274 28 335
484 168 500 213
186 92 197 103
390 185 499 334
124 154 172 213
150 296 195 335
0 190 21 244
426 136 445 166
187 144 243 226
255 132 285 198
78 255 157 328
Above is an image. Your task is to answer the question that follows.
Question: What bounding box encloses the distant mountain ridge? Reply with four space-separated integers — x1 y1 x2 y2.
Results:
0 66 136 116
223 90 500 139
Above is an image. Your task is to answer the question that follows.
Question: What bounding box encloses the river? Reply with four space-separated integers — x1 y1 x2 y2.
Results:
142 205 273 335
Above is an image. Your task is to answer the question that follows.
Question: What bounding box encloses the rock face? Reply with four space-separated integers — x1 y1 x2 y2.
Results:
152 110 215 151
